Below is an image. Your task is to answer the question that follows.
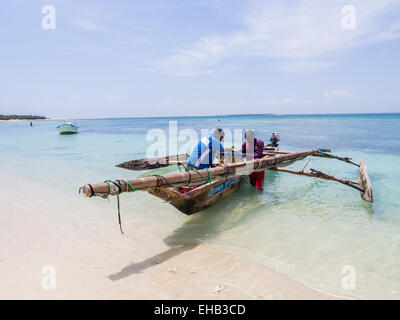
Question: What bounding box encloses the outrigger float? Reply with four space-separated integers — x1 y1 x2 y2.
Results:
80 147 373 218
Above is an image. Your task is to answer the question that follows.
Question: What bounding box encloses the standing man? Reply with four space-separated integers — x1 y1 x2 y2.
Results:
242 130 265 190
187 128 225 169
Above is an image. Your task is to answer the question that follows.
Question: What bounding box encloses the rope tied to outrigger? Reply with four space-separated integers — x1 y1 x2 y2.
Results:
99 179 139 234
100 175 176 234
86 165 227 234
220 163 229 178
116 194 124 234
177 162 193 186
153 175 172 193
103 179 132 234
192 167 212 187
153 175 173 189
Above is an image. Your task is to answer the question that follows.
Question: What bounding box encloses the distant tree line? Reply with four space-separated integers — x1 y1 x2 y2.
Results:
0 115 47 120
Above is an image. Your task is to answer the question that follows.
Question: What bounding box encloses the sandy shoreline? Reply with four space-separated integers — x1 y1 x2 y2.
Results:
0 174 344 300
0 119 57 123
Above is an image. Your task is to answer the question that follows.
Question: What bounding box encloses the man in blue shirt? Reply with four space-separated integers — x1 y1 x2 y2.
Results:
187 128 225 169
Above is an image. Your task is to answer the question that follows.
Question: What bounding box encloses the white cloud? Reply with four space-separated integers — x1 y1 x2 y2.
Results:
279 60 336 73
154 0 400 76
71 18 107 31
70 18 151 47
324 90 354 99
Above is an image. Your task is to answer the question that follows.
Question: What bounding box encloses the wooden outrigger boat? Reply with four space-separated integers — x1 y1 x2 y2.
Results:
148 175 243 215
80 148 373 221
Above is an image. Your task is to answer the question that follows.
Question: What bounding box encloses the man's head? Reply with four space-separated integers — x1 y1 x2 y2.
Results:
244 129 255 142
212 128 225 142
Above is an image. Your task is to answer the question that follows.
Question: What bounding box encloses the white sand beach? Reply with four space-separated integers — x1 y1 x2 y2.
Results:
0 174 340 300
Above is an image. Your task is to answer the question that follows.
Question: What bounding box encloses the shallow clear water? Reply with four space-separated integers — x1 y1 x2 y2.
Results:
1 114 400 299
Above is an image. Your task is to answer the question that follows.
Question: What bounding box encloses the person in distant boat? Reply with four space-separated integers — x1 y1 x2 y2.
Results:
242 130 265 190
187 128 225 169
267 132 280 149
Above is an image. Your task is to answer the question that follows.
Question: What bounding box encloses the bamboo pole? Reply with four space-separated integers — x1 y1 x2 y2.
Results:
81 149 323 197
313 152 359 167
268 167 365 193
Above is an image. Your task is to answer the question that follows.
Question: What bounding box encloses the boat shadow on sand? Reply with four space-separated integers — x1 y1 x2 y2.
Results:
107 174 278 281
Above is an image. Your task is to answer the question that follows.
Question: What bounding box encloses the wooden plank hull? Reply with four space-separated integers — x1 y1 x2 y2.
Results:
148 176 243 215
115 147 280 171
116 153 189 170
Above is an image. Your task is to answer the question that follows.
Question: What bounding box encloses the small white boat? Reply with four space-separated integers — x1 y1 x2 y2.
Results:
57 122 78 135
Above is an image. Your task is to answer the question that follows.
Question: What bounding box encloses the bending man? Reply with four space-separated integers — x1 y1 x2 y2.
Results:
187 128 225 169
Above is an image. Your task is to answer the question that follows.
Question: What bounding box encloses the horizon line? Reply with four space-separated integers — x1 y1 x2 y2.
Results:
44 111 400 121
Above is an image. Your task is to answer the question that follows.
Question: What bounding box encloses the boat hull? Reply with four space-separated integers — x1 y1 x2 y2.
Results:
148 176 243 215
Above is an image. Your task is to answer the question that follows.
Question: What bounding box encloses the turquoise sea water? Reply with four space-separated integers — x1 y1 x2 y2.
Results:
1 114 400 299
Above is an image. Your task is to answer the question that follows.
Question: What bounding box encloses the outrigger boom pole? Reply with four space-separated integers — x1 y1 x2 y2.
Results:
81 148 373 203
82 149 322 197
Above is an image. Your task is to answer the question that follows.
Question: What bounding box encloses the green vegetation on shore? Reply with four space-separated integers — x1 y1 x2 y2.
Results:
0 115 47 120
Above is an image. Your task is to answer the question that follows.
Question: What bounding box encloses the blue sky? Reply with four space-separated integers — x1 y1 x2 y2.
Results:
0 0 399 118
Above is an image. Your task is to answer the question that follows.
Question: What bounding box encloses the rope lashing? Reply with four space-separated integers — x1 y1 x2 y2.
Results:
103 180 126 234
94 168 213 199
186 170 192 185
177 162 194 185
116 193 124 234
122 180 137 192
102 179 139 235
84 177 166 235
153 175 173 188
177 162 186 173
205 168 212 186
222 164 229 177
104 180 121 196
154 175 163 193
192 168 212 187
109 179 137 193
